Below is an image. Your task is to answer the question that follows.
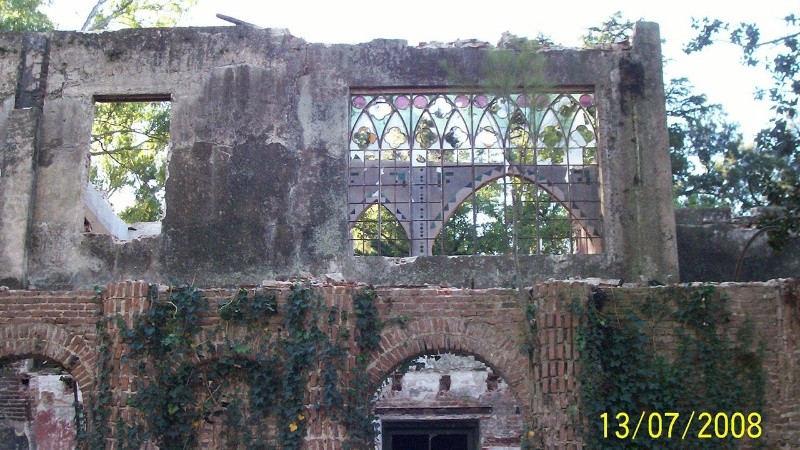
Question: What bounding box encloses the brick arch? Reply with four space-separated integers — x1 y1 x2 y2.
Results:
0 323 96 392
367 317 533 420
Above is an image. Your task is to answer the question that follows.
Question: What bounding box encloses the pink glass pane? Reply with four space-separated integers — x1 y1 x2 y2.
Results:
352 96 366 109
534 94 550 109
516 94 530 107
413 95 429 109
579 94 593 108
454 95 470 108
394 95 410 110
473 95 488 108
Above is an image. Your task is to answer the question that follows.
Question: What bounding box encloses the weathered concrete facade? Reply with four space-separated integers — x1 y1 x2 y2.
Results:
1 22 679 290
676 208 800 282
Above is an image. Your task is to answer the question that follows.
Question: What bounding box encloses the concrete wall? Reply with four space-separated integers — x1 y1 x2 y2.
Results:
676 208 800 282
0 22 679 290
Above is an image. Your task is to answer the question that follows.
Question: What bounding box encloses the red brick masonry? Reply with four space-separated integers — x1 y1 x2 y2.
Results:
1 279 797 449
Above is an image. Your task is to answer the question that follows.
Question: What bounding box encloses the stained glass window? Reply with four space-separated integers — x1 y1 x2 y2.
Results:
348 91 602 256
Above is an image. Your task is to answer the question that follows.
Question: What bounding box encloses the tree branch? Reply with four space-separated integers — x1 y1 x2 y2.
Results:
81 0 109 31
753 31 800 49
84 0 136 31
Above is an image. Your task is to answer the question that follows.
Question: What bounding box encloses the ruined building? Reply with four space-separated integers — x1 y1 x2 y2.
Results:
0 21 798 449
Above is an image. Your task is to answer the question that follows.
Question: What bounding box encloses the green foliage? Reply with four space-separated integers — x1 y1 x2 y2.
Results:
386 314 410 328
91 282 384 448
353 286 383 351
486 33 548 95
120 282 206 358
666 78 758 209
90 101 170 222
433 177 571 255
686 13 800 248
219 288 278 323
351 204 410 256
79 316 113 450
105 284 282 449
582 11 634 46
343 286 383 449
5 0 196 225
0 0 53 31
80 0 197 31
277 284 326 449
576 286 765 449
582 11 796 243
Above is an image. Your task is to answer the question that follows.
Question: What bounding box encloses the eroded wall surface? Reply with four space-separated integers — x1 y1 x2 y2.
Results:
676 208 800 282
0 22 679 289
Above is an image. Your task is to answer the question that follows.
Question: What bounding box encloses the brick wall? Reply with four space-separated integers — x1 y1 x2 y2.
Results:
0 280 797 449
0 361 31 423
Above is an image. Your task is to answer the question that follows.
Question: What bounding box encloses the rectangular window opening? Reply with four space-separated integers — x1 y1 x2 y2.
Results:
348 91 603 257
84 96 171 240
382 419 480 450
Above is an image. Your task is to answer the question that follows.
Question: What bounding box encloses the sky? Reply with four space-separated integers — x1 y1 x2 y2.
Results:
44 0 795 143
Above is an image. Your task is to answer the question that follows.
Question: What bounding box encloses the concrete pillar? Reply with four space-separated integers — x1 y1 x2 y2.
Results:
0 33 49 288
606 22 680 283
0 109 38 287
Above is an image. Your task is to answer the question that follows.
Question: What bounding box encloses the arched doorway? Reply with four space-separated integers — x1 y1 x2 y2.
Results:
374 352 523 450
0 357 84 450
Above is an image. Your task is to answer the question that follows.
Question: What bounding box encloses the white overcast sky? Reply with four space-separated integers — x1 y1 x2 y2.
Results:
45 0 795 143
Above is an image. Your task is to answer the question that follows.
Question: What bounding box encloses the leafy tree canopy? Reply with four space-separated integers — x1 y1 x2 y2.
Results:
686 14 800 248
0 0 53 31
583 14 779 213
80 0 197 31
582 11 635 47
3 0 196 222
90 101 170 222
433 178 571 256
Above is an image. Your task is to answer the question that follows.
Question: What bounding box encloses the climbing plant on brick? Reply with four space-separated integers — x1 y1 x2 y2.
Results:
343 286 383 449
94 282 388 449
76 286 111 450
575 285 766 449
110 283 282 449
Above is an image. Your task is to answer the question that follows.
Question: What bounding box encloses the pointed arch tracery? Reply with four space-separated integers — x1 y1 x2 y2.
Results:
348 91 602 256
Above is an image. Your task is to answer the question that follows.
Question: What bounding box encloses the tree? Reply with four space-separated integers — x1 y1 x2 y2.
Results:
433 177 572 256
0 0 53 31
90 101 170 222
351 204 410 257
78 0 195 222
582 11 635 46
686 14 800 248
80 0 196 31
582 14 775 212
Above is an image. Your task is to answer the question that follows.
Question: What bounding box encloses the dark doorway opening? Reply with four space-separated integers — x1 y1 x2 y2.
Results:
383 420 478 450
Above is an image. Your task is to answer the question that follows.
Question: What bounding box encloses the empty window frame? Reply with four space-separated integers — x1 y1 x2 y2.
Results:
382 420 480 450
85 95 171 239
348 91 602 256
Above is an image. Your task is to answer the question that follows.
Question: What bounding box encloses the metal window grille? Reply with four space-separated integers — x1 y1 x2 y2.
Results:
348 91 602 256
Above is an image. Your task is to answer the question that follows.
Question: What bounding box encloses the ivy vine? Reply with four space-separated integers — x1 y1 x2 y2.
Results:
343 286 383 449
110 283 283 449
77 286 111 450
81 282 384 449
575 285 766 449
